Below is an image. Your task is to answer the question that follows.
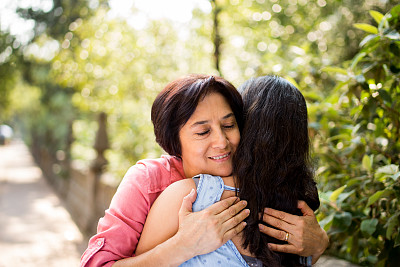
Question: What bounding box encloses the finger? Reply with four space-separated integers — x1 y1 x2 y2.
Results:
179 188 197 216
223 221 248 242
297 200 314 216
222 208 250 233
204 196 241 215
258 224 294 243
263 207 299 225
217 199 247 221
262 213 295 233
268 243 298 254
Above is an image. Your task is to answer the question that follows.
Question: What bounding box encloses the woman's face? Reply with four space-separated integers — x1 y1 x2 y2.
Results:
179 92 240 178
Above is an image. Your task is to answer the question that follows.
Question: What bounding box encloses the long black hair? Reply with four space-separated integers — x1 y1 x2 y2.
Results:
233 76 320 266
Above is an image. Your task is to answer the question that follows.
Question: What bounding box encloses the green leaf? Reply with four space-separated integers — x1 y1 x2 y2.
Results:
355 74 366 83
330 212 352 234
333 80 350 93
330 185 347 202
319 191 331 204
353 23 378 34
361 62 377 74
378 16 389 29
347 178 362 187
320 66 348 75
366 255 378 265
376 164 399 175
369 10 384 24
385 30 400 40
385 212 400 239
367 189 389 207
337 190 355 205
395 229 400 247
362 154 372 172
359 34 378 47
351 52 367 70
361 218 378 236
319 213 334 230
392 172 400 181
391 5 400 18
378 89 392 103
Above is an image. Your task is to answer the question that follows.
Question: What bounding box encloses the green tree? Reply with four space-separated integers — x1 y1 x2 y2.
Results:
8 0 108 178
316 5 400 266
0 32 18 122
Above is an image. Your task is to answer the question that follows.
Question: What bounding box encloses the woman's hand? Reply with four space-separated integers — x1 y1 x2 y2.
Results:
174 189 250 259
259 200 329 264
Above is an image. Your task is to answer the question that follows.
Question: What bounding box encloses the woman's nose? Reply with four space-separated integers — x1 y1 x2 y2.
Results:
211 129 229 149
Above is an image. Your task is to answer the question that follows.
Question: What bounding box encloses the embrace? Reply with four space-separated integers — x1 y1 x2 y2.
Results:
81 74 329 267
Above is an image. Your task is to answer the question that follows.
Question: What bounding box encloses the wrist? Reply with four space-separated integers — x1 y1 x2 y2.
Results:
159 234 194 266
312 228 329 264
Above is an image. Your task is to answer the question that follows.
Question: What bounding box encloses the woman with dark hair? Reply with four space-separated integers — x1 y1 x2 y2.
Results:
81 74 250 267
135 75 324 266
235 76 320 266
81 74 328 267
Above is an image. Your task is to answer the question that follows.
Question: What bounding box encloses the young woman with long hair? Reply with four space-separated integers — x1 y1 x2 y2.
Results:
135 75 323 266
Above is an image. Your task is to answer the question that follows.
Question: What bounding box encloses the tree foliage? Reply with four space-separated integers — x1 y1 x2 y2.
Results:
316 5 400 266
1 1 399 264
0 32 18 122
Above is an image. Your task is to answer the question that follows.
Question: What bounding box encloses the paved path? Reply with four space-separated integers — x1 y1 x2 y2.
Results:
0 140 85 267
314 256 359 267
0 139 359 267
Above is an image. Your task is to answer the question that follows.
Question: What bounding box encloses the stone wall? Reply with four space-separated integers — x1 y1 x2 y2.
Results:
30 112 118 237
32 152 118 236
65 165 117 236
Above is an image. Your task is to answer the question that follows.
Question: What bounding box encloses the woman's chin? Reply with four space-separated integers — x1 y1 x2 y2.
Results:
213 169 233 178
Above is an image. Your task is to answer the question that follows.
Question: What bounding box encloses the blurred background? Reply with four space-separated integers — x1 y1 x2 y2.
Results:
0 0 399 266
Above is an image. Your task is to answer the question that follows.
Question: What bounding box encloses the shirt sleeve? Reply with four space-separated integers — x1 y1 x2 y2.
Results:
80 164 153 267
299 256 313 266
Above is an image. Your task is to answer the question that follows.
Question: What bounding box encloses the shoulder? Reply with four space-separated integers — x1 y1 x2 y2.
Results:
148 178 196 225
135 178 196 255
123 155 185 193
157 178 197 205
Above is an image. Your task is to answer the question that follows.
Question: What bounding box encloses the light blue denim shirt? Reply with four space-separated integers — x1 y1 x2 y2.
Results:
179 174 312 267
179 174 250 267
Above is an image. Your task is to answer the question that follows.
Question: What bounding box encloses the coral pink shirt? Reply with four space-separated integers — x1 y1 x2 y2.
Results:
80 155 186 267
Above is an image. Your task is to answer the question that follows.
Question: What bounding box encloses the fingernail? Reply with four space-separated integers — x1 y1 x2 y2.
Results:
241 200 247 206
186 188 194 198
242 222 247 226
264 208 268 213
258 224 264 230
245 209 250 215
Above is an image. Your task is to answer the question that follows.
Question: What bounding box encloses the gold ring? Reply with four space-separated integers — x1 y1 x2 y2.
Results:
284 232 289 242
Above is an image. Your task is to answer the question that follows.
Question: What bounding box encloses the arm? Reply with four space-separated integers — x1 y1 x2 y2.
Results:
113 179 249 267
80 165 154 267
135 178 197 254
259 201 329 264
111 179 195 267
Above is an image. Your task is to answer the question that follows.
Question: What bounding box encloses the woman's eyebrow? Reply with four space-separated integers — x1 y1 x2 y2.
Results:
190 113 235 128
222 113 235 120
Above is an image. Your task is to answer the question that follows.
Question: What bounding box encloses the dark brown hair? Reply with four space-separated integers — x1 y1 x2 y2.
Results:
151 74 243 157
234 76 320 267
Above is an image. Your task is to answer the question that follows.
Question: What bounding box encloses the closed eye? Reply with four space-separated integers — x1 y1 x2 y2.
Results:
196 130 210 136
223 124 235 129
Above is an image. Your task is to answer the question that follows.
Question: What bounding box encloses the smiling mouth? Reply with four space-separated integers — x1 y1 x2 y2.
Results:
209 153 230 160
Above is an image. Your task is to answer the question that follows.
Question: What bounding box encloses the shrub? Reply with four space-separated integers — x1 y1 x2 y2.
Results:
315 5 400 266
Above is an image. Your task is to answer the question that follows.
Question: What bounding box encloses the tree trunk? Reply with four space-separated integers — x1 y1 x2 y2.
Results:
211 0 221 74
